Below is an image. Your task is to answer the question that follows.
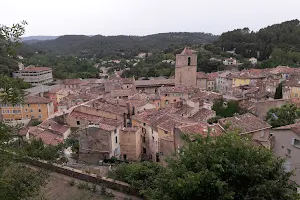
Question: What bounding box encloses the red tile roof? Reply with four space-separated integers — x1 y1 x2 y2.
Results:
63 79 82 85
178 123 223 137
218 113 271 134
25 96 52 104
69 111 123 130
181 47 195 55
196 72 207 79
135 79 175 87
39 119 69 135
28 126 63 146
35 131 64 145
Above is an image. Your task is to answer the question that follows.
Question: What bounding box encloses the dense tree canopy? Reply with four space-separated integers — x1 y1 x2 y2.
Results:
24 54 99 79
0 21 48 199
274 82 283 99
112 133 299 200
212 99 245 118
216 19 300 61
19 32 218 58
267 104 300 127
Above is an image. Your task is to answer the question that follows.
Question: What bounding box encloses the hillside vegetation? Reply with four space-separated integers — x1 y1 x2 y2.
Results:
215 19 300 68
19 32 218 58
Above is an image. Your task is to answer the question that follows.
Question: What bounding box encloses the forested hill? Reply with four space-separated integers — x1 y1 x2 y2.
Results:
215 19 300 62
19 32 218 58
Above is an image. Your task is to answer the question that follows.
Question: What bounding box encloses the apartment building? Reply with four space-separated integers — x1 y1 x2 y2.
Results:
0 96 54 122
12 66 53 85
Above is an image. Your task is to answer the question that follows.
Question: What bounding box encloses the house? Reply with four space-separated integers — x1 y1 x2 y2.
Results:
23 96 54 121
196 72 207 90
0 96 54 122
135 79 175 94
173 123 223 154
136 52 152 58
216 71 234 93
119 127 141 161
283 76 300 98
223 58 237 66
206 72 218 91
38 118 71 139
162 60 175 65
232 72 266 87
12 66 53 85
78 125 121 164
46 87 74 111
272 123 300 187
63 79 82 89
218 113 272 148
248 57 258 65
27 126 64 146
158 85 197 108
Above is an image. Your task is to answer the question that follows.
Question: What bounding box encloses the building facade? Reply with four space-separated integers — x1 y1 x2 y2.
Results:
0 96 54 122
13 66 53 85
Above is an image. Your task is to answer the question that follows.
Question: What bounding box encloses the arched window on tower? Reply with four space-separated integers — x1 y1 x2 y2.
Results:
188 57 191 66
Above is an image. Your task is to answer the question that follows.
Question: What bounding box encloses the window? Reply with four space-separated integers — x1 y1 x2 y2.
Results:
77 121 80 125
38 104 41 108
30 109 34 112
143 123 146 126
142 136 146 143
287 148 291 155
152 136 154 141
188 57 191 66
165 100 169 105
114 129 117 134
260 130 265 138
295 93 299 98
142 127 146 134
38 109 41 112
115 136 118 144
38 115 42 119
26 115 28 119
25 109 28 112
165 94 168 97
27 104 30 107
291 138 300 147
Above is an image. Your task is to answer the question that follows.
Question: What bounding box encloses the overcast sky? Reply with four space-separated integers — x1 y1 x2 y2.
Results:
2 0 300 36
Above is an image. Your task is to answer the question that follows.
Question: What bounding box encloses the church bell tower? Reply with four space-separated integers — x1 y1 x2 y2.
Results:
175 47 197 86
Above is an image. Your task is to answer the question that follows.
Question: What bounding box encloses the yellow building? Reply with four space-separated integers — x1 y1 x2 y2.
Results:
284 78 300 99
232 72 266 87
0 96 54 122
232 77 251 87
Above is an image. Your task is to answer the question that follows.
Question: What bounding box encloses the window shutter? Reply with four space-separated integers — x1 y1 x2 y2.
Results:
291 138 295 145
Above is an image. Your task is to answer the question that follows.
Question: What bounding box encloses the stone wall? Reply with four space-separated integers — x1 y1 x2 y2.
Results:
252 99 290 120
24 157 139 196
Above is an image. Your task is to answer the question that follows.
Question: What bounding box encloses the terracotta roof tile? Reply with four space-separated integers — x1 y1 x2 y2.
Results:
180 47 195 55
25 96 52 104
135 79 175 87
218 113 271 134
39 119 69 135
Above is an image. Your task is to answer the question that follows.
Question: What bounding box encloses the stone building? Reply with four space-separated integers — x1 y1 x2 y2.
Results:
175 47 197 87
78 126 121 164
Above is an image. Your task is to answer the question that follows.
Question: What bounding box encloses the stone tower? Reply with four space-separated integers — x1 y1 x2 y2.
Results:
175 47 197 86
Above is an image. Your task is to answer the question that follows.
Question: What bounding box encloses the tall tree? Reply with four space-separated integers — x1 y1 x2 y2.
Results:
274 82 283 99
112 133 299 199
0 21 48 199
267 104 300 127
